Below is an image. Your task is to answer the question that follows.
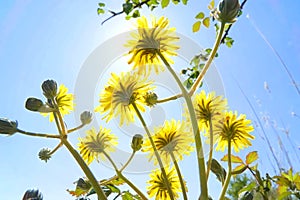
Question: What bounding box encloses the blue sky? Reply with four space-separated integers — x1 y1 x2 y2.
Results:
0 0 300 199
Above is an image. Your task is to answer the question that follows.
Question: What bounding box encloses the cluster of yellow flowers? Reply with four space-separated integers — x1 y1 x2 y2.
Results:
47 16 255 200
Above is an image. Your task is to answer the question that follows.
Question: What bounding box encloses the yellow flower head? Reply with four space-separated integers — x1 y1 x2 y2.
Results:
142 119 194 165
214 111 255 152
43 84 74 122
126 16 179 75
78 127 118 165
147 167 182 200
95 72 155 126
191 90 227 131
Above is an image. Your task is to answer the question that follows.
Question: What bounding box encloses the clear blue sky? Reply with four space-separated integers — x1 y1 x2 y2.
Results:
0 0 300 199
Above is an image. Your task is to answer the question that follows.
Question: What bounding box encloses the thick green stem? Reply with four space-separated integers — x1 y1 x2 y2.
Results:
219 141 232 200
157 50 208 199
170 152 188 200
189 22 226 96
51 100 107 200
103 151 148 200
17 129 60 139
206 117 214 180
132 102 175 200
62 139 107 200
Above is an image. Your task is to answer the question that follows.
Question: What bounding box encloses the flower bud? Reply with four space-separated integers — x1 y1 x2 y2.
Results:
25 97 54 113
41 79 57 99
38 148 51 163
22 189 43 200
80 111 93 125
214 0 240 23
0 118 18 135
131 134 143 151
144 92 158 107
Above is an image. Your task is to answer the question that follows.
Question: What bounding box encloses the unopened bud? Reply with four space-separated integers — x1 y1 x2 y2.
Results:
42 80 57 99
214 0 240 23
144 92 158 107
25 97 54 113
80 111 93 125
38 148 51 163
131 134 143 151
0 118 18 135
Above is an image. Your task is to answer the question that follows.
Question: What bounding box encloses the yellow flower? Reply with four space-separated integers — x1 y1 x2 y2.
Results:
43 84 74 122
78 127 118 165
148 167 183 200
191 90 227 131
142 119 194 165
95 72 155 125
126 16 179 75
214 111 255 152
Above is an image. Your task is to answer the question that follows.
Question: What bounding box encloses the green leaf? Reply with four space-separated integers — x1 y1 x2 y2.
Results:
221 154 243 163
123 3 133 15
278 191 293 200
195 12 205 19
182 0 188 5
245 151 258 165
225 37 234 48
161 0 170 8
98 2 105 7
210 158 227 184
238 182 256 195
192 21 201 32
203 17 210 28
172 0 180 5
232 164 247 175
132 10 140 18
122 191 141 200
97 8 105 15
208 0 215 10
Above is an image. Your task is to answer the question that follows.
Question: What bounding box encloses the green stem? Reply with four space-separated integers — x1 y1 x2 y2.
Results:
132 102 175 200
157 50 208 199
219 140 232 200
206 117 214 180
157 93 182 104
103 151 148 200
189 22 226 96
62 138 107 200
49 142 63 155
120 150 136 172
67 124 85 134
170 152 188 200
17 129 60 139
51 101 107 200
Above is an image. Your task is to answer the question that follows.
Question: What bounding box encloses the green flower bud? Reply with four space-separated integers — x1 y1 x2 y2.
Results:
80 111 93 125
25 97 55 113
0 118 18 135
22 189 43 200
38 148 51 163
131 134 143 151
214 0 240 23
144 92 158 107
41 79 57 99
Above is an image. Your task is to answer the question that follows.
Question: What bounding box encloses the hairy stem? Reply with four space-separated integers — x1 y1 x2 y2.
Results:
206 117 214 180
219 141 232 200
157 93 182 104
17 129 60 139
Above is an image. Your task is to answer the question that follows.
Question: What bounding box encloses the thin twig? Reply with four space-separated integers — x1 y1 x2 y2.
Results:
101 0 150 25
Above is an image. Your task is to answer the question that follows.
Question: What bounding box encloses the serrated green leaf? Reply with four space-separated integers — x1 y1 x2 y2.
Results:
97 8 105 15
195 12 205 19
246 151 258 165
203 17 210 28
225 37 234 48
193 21 201 32
98 2 105 7
161 0 170 8
221 154 243 163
